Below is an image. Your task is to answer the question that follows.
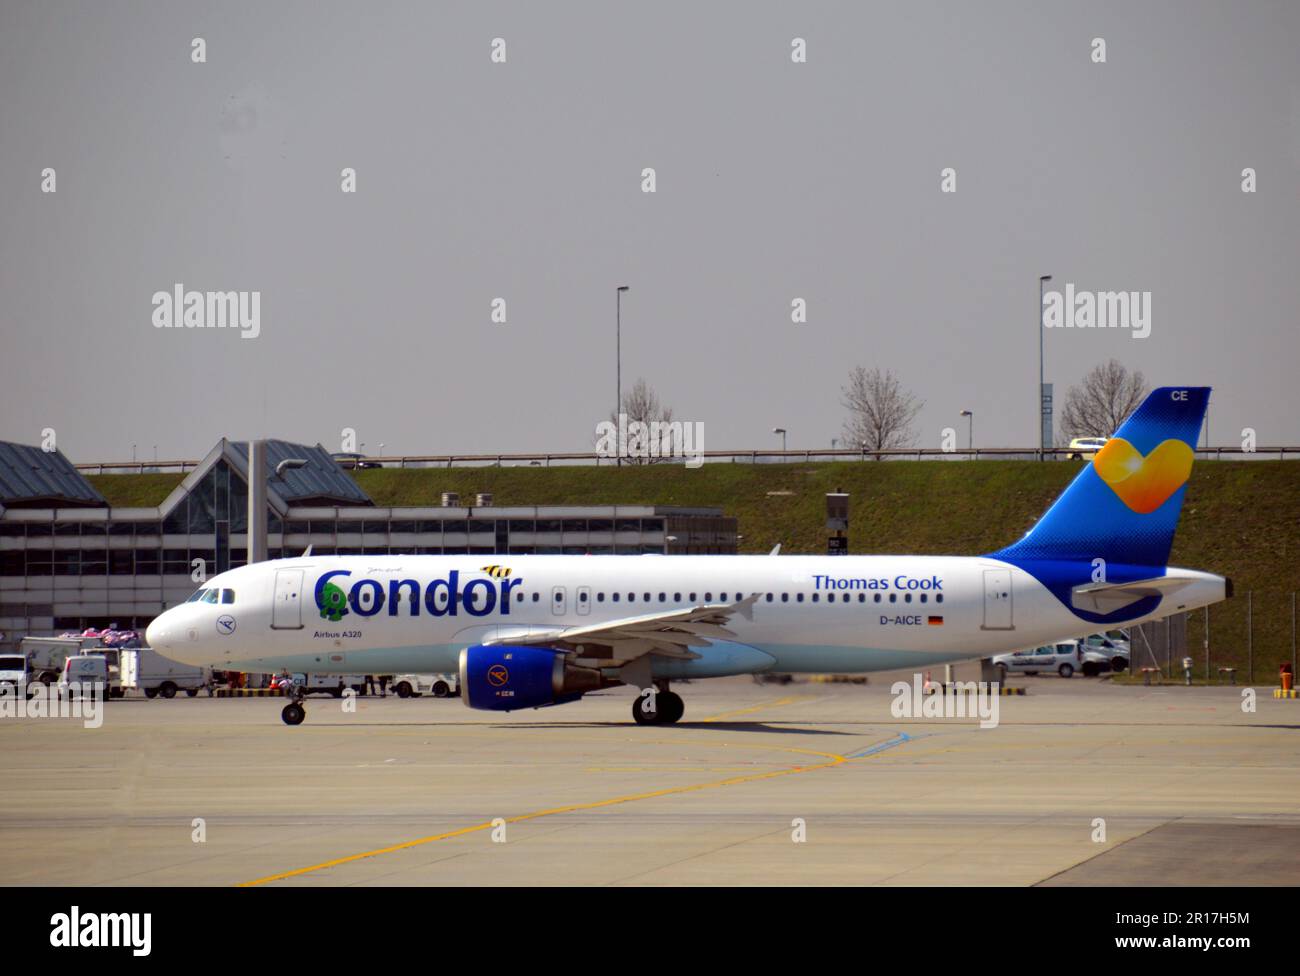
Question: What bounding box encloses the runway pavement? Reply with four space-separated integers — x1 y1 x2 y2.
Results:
1 675 1296 886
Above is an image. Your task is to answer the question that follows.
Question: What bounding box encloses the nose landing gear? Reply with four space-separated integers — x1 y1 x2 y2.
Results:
632 684 684 725
280 679 306 725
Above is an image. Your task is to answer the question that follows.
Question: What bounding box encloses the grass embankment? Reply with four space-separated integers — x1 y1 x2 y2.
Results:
89 461 1300 682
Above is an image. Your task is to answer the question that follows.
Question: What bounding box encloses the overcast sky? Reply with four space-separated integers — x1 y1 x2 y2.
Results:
2 0 1297 462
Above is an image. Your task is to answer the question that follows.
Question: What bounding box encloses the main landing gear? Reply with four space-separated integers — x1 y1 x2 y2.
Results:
280 679 306 726
632 684 684 725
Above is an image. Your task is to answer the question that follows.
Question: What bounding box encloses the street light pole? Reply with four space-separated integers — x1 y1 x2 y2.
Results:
960 410 973 456
616 285 628 467
772 427 787 453
1038 274 1053 460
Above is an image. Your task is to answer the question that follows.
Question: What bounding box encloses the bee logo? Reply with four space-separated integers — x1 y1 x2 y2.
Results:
480 565 512 579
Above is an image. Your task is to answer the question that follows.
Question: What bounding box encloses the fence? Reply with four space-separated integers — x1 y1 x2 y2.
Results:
1132 591 1298 685
75 445 1300 475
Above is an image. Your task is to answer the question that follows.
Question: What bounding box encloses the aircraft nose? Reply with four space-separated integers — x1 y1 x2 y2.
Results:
145 616 171 652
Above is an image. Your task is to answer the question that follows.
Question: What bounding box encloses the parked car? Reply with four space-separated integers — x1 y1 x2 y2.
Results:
993 641 1084 678
1066 437 1108 460
330 452 382 470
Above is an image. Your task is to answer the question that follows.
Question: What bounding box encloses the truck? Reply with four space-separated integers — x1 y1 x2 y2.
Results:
131 647 212 698
23 639 210 698
22 636 106 685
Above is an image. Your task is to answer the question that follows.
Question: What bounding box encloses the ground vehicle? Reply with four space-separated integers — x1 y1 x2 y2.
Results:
1083 634 1130 673
1066 437 1108 460
0 653 31 697
993 641 1084 678
58 654 110 698
391 673 459 698
134 647 212 698
329 452 382 470
22 636 105 684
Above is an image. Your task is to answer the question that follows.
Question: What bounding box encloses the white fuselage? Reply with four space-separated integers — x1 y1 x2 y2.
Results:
145 555 1227 679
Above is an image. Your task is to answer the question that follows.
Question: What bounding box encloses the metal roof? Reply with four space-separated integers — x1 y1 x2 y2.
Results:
226 440 372 506
0 441 108 508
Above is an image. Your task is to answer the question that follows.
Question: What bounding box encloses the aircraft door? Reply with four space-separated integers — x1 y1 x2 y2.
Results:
272 569 304 630
551 585 567 616
576 586 592 616
981 569 1013 630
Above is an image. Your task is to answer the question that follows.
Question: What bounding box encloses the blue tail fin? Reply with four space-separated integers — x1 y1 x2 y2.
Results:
990 387 1209 570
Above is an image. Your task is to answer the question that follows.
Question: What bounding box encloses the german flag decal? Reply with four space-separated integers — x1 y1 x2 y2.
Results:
480 565 512 579
927 616 944 626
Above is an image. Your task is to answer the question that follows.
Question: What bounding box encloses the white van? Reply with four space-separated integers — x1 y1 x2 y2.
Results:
0 653 30 697
58 654 109 698
994 641 1084 678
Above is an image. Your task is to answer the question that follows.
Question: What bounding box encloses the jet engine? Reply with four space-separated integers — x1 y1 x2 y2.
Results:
459 644 606 711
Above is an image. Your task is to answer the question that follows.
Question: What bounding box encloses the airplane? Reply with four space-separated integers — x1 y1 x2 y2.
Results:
146 387 1228 726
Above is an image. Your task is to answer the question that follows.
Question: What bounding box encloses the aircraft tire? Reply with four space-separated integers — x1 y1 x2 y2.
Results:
281 703 306 726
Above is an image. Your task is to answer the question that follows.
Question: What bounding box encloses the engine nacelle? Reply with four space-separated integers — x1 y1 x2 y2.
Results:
459 644 603 711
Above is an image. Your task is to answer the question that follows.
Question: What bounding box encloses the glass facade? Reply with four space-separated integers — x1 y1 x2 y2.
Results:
0 451 737 648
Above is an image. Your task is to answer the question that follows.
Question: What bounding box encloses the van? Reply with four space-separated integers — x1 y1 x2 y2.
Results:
993 641 1083 678
0 653 32 698
58 655 109 698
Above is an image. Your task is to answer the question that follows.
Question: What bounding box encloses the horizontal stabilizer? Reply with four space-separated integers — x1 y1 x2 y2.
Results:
1070 575 1193 615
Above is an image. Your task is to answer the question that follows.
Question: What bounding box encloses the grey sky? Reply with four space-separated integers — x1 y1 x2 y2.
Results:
2 0 1297 462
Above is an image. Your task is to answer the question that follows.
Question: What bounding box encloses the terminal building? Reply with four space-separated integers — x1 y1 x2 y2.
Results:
0 438 738 650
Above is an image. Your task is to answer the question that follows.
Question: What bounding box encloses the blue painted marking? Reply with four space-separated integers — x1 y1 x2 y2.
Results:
847 731 913 759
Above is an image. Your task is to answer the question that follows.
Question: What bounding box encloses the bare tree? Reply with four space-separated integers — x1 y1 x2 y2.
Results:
611 378 673 431
598 378 678 464
1059 359 1149 440
840 367 924 454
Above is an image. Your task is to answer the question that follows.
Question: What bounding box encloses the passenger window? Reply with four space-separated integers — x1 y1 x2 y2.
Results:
796 594 804 603
781 593 789 602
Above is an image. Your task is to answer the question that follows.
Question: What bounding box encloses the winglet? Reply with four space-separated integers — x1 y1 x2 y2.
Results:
769 544 781 556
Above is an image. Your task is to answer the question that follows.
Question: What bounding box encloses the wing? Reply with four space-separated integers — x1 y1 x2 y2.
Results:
483 593 761 667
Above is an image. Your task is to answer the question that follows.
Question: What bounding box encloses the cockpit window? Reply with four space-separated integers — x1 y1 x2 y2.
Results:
201 589 220 604
186 588 209 603
221 589 236 604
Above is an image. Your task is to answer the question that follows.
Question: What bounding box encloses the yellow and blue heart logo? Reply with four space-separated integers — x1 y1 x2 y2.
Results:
1092 437 1194 514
